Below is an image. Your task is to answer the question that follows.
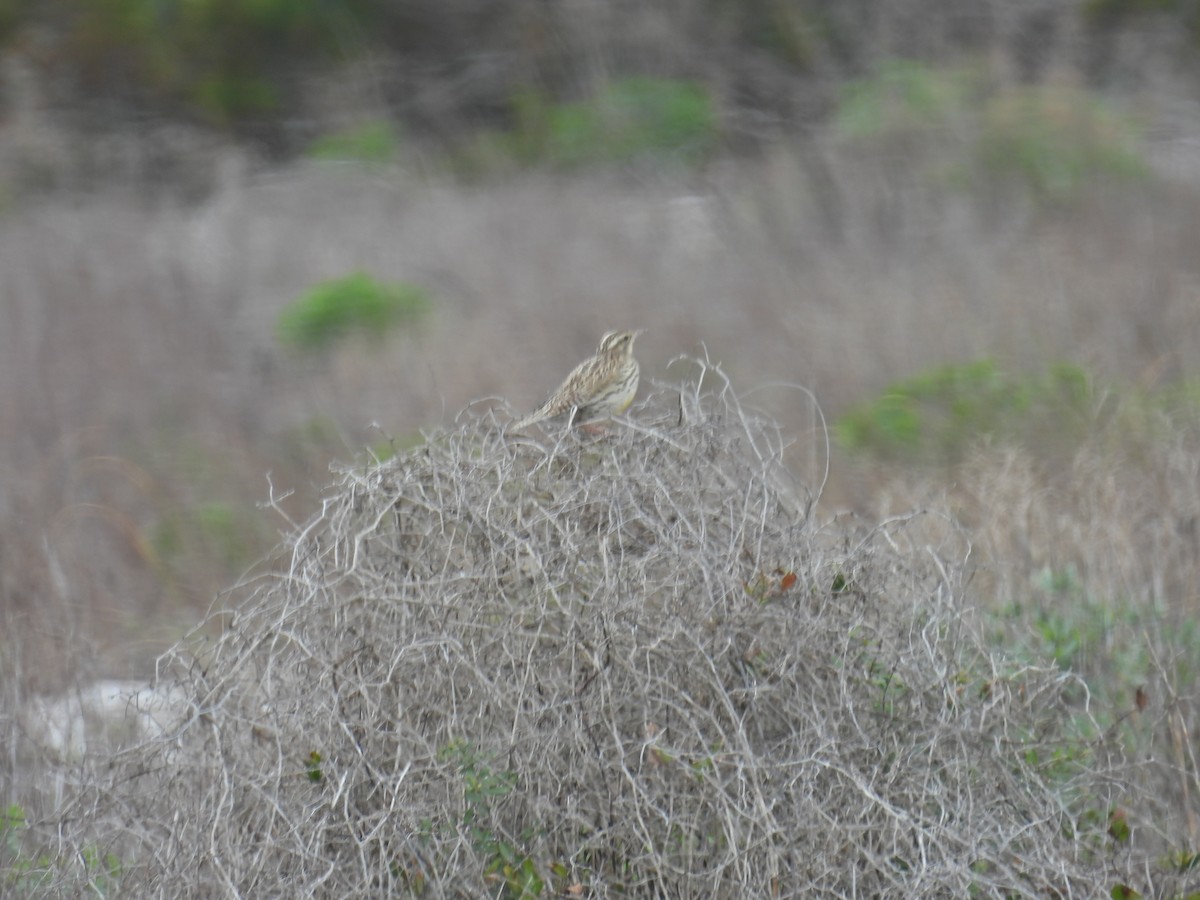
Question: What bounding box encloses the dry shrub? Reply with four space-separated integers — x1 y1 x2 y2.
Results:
961 414 1200 620
19 370 1147 897
948 411 1200 854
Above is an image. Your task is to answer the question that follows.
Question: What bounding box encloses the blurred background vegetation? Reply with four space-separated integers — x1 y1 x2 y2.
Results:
3 0 1200 880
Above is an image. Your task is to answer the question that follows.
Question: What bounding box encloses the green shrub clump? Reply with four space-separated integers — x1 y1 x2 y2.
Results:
835 59 977 139
978 82 1146 198
834 60 1148 200
467 77 718 173
539 77 717 166
32 0 380 124
307 121 400 164
2 804 122 894
277 273 431 353
836 359 1095 464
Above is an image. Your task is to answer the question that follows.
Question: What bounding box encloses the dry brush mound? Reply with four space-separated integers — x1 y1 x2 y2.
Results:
25 370 1143 897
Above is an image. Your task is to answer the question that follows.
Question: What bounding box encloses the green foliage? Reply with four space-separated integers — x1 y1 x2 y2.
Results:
979 82 1147 198
365 430 428 465
2 804 122 895
192 501 246 568
0 0 29 44
1 803 53 893
992 565 1200 750
466 77 717 173
277 273 431 353
836 59 978 139
1083 0 1200 36
431 741 556 898
836 359 1096 465
835 60 1148 201
149 499 262 585
305 750 324 783
191 74 279 121
545 78 717 166
1084 377 1200 459
1021 567 1194 686
2 805 30 868
1148 377 1200 420
307 121 400 164
42 0 381 124
124 434 277 609
1096 0 1200 50
864 655 909 717
1108 808 1132 844
698 0 821 69
1163 849 1200 873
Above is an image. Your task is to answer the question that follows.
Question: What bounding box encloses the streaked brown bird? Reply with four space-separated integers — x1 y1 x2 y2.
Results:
511 329 644 431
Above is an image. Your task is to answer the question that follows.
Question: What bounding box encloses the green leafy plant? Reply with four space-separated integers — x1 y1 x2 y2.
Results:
989 564 1200 755
1161 848 1200 874
2 804 53 893
434 741 556 898
836 359 1096 464
307 121 399 164
43 0 382 124
978 81 1147 198
834 60 1148 203
545 77 716 166
277 273 431 353
710 0 817 67
836 59 977 139
466 77 717 173
0 0 28 44
305 750 324 783
2 804 123 894
1109 883 1141 900
1083 0 1200 38
149 499 265 596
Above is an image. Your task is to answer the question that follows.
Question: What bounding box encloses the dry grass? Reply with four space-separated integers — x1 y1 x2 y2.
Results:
3 94 1200 893
5 374 1157 896
953 415 1200 851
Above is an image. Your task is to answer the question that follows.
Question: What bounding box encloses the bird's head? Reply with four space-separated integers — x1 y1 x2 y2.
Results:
597 329 644 357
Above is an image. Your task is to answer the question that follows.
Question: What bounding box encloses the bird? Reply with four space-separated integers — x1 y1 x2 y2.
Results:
511 329 644 432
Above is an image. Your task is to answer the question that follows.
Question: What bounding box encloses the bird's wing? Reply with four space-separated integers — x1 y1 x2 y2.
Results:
534 360 597 418
514 357 603 428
